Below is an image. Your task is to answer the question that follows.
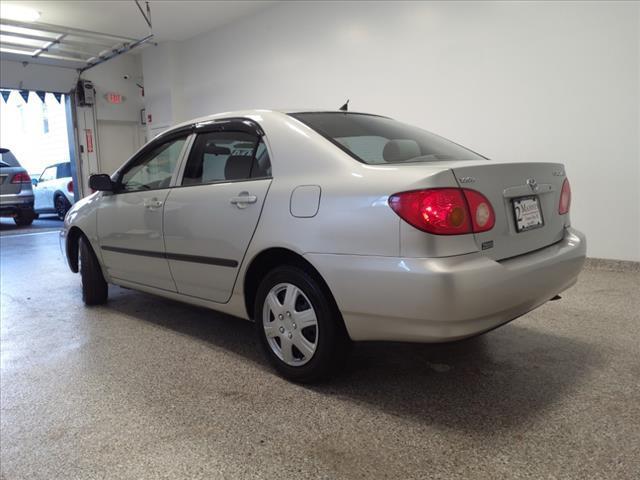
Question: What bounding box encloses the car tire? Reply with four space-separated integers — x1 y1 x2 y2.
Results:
13 210 35 226
54 194 71 220
254 265 350 383
79 236 108 305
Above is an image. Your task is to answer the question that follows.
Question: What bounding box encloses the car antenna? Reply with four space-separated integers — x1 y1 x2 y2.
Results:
339 99 349 111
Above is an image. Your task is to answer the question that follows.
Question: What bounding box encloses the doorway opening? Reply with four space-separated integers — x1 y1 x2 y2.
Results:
0 89 77 226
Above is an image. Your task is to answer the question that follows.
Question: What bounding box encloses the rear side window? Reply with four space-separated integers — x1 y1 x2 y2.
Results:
57 163 71 178
181 132 270 186
289 112 486 164
0 149 20 168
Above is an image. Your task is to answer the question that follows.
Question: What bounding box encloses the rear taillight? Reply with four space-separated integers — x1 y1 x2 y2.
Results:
558 178 571 215
67 180 73 193
11 172 31 184
389 188 494 235
462 189 495 233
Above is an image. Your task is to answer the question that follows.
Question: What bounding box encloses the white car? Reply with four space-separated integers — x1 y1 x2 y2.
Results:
62 110 586 382
33 162 74 219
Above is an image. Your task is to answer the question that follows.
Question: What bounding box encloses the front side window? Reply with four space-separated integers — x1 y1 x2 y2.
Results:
39 166 56 182
181 131 270 186
120 137 187 192
289 112 486 164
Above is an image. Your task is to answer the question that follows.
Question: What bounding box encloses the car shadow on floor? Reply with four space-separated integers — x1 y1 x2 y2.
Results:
0 216 62 234
105 286 602 434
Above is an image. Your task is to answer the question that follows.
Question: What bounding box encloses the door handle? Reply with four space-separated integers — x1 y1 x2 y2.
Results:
230 192 257 209
143 198 163 209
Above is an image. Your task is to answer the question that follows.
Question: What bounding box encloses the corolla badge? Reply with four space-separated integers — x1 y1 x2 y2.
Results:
526 178 539 192
552 169 565 177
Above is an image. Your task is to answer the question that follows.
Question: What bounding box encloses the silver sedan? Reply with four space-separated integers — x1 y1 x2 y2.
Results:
62 110 586 382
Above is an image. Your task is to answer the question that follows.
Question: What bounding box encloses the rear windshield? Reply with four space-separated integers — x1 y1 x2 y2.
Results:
0 149 20 168
289 112 485 164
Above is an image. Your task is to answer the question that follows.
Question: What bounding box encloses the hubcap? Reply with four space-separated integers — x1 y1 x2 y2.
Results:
262 282 318 367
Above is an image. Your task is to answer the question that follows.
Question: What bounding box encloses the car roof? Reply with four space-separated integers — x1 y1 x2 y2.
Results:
160 109 387 139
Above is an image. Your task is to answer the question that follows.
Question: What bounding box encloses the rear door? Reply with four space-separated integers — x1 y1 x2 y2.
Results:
97 134 190 290
163 122 272 302
451 161 568 260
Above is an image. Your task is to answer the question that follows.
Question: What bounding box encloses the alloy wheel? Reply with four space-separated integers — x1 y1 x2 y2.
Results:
55 197 67 219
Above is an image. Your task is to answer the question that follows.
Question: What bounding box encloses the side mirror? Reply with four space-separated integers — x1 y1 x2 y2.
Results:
31 178 38 186
89 173 115 192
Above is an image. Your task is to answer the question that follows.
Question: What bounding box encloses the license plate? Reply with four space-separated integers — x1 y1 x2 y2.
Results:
513 196 544 232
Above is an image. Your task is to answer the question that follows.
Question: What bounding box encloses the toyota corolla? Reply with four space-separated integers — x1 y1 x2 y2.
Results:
62 110 586 382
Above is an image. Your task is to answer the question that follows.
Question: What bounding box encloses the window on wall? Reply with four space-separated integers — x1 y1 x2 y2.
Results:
17 104 26 133
42 103 49 134
181 131 271 186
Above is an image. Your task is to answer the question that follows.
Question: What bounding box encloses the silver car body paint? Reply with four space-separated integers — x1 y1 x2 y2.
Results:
62 110 586 342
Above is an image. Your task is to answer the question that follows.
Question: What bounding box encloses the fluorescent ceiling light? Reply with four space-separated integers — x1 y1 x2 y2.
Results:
0 47 37 56
0 4 41 23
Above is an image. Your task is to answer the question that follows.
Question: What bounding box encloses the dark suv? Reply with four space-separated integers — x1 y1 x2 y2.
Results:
0 148 36 226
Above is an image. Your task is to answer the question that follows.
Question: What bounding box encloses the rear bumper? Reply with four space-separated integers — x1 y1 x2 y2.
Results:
306 227 586 342
0 192 35 216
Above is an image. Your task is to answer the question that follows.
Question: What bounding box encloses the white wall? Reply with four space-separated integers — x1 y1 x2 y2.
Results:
74 55 146 194
80 53 145 124
140 42 183 138
142 1 640 261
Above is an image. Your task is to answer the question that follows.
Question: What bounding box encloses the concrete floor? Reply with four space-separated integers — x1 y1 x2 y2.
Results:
1 231 638 480
0 216 62 236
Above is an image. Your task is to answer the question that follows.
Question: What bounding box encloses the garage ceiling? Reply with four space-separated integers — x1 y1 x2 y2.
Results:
0 1 278 69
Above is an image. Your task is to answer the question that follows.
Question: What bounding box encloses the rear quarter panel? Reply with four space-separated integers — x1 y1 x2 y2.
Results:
237 113 479 298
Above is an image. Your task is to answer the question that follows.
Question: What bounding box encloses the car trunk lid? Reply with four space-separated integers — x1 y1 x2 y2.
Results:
0 166 26 195
450 161 568 260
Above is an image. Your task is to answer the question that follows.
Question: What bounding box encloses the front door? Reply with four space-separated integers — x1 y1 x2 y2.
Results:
163 130 272 302
34 165 56 210
97 135 189 291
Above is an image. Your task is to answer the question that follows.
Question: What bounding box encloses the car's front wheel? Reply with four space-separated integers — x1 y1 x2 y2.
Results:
255 266 350 383
79 236 108 305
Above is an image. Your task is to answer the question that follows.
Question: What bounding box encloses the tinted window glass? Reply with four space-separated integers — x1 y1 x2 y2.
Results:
57 163 71 178
290 112 485 164
0 149 20 167
39 166 56 182
250 140 271 178
120 137 186 192
182 131 259 186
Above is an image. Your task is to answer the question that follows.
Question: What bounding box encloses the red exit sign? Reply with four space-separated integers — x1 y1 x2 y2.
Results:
105 92 125 104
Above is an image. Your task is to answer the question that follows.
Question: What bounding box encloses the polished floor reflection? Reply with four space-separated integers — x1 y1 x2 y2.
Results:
1 230 638 479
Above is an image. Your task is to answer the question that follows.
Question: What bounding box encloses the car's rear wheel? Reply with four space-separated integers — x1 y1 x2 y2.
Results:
55 194 71 220
13 209 35 226
79 236 108 305
255 266 350 382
